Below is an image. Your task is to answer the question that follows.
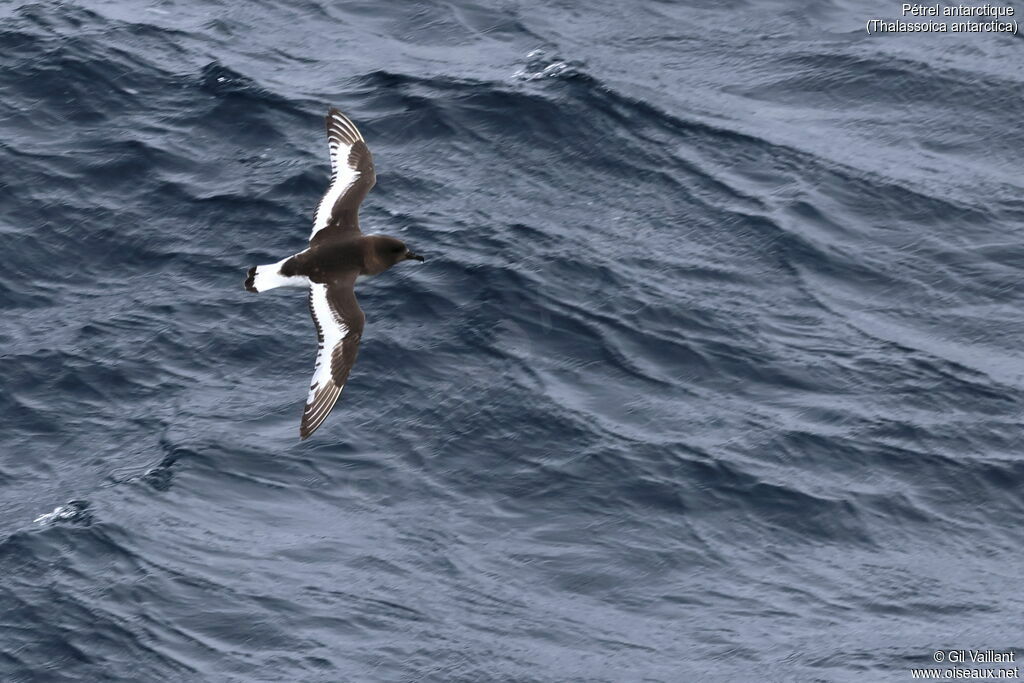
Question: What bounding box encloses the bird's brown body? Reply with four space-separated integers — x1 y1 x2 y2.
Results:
275 235 422 285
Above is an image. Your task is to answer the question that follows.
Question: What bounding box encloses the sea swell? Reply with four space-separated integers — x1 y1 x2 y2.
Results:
1 0 1023 680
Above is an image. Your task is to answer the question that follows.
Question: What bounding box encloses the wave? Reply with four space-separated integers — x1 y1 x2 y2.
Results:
2 0 1023 679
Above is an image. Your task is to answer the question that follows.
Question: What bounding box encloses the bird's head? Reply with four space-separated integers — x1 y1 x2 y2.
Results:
371 235 425 272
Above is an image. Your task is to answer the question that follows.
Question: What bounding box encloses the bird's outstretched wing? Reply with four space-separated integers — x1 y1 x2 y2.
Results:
309 108 376 246
301 276 365 439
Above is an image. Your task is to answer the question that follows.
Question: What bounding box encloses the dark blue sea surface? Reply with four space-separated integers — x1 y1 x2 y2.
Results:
2 0 1023 680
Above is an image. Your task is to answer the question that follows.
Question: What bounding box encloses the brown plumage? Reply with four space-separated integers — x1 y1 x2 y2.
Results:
244 108 424 439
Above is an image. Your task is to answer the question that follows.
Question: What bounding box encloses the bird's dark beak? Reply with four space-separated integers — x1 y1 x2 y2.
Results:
406 251 425 262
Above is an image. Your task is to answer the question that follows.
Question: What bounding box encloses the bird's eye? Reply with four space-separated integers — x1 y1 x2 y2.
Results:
392 246 404 253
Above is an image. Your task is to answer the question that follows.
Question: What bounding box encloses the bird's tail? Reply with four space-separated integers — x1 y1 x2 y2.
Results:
244 257 306 293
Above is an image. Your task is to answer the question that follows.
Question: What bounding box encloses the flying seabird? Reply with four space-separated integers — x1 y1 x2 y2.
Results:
245 108 424 439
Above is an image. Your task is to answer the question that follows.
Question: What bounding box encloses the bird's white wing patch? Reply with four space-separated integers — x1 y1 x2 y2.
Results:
308 283 348 400
310 111 365 241
302 282 349 437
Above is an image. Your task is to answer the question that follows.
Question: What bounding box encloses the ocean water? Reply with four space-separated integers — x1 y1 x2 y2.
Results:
1 0 1023 680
